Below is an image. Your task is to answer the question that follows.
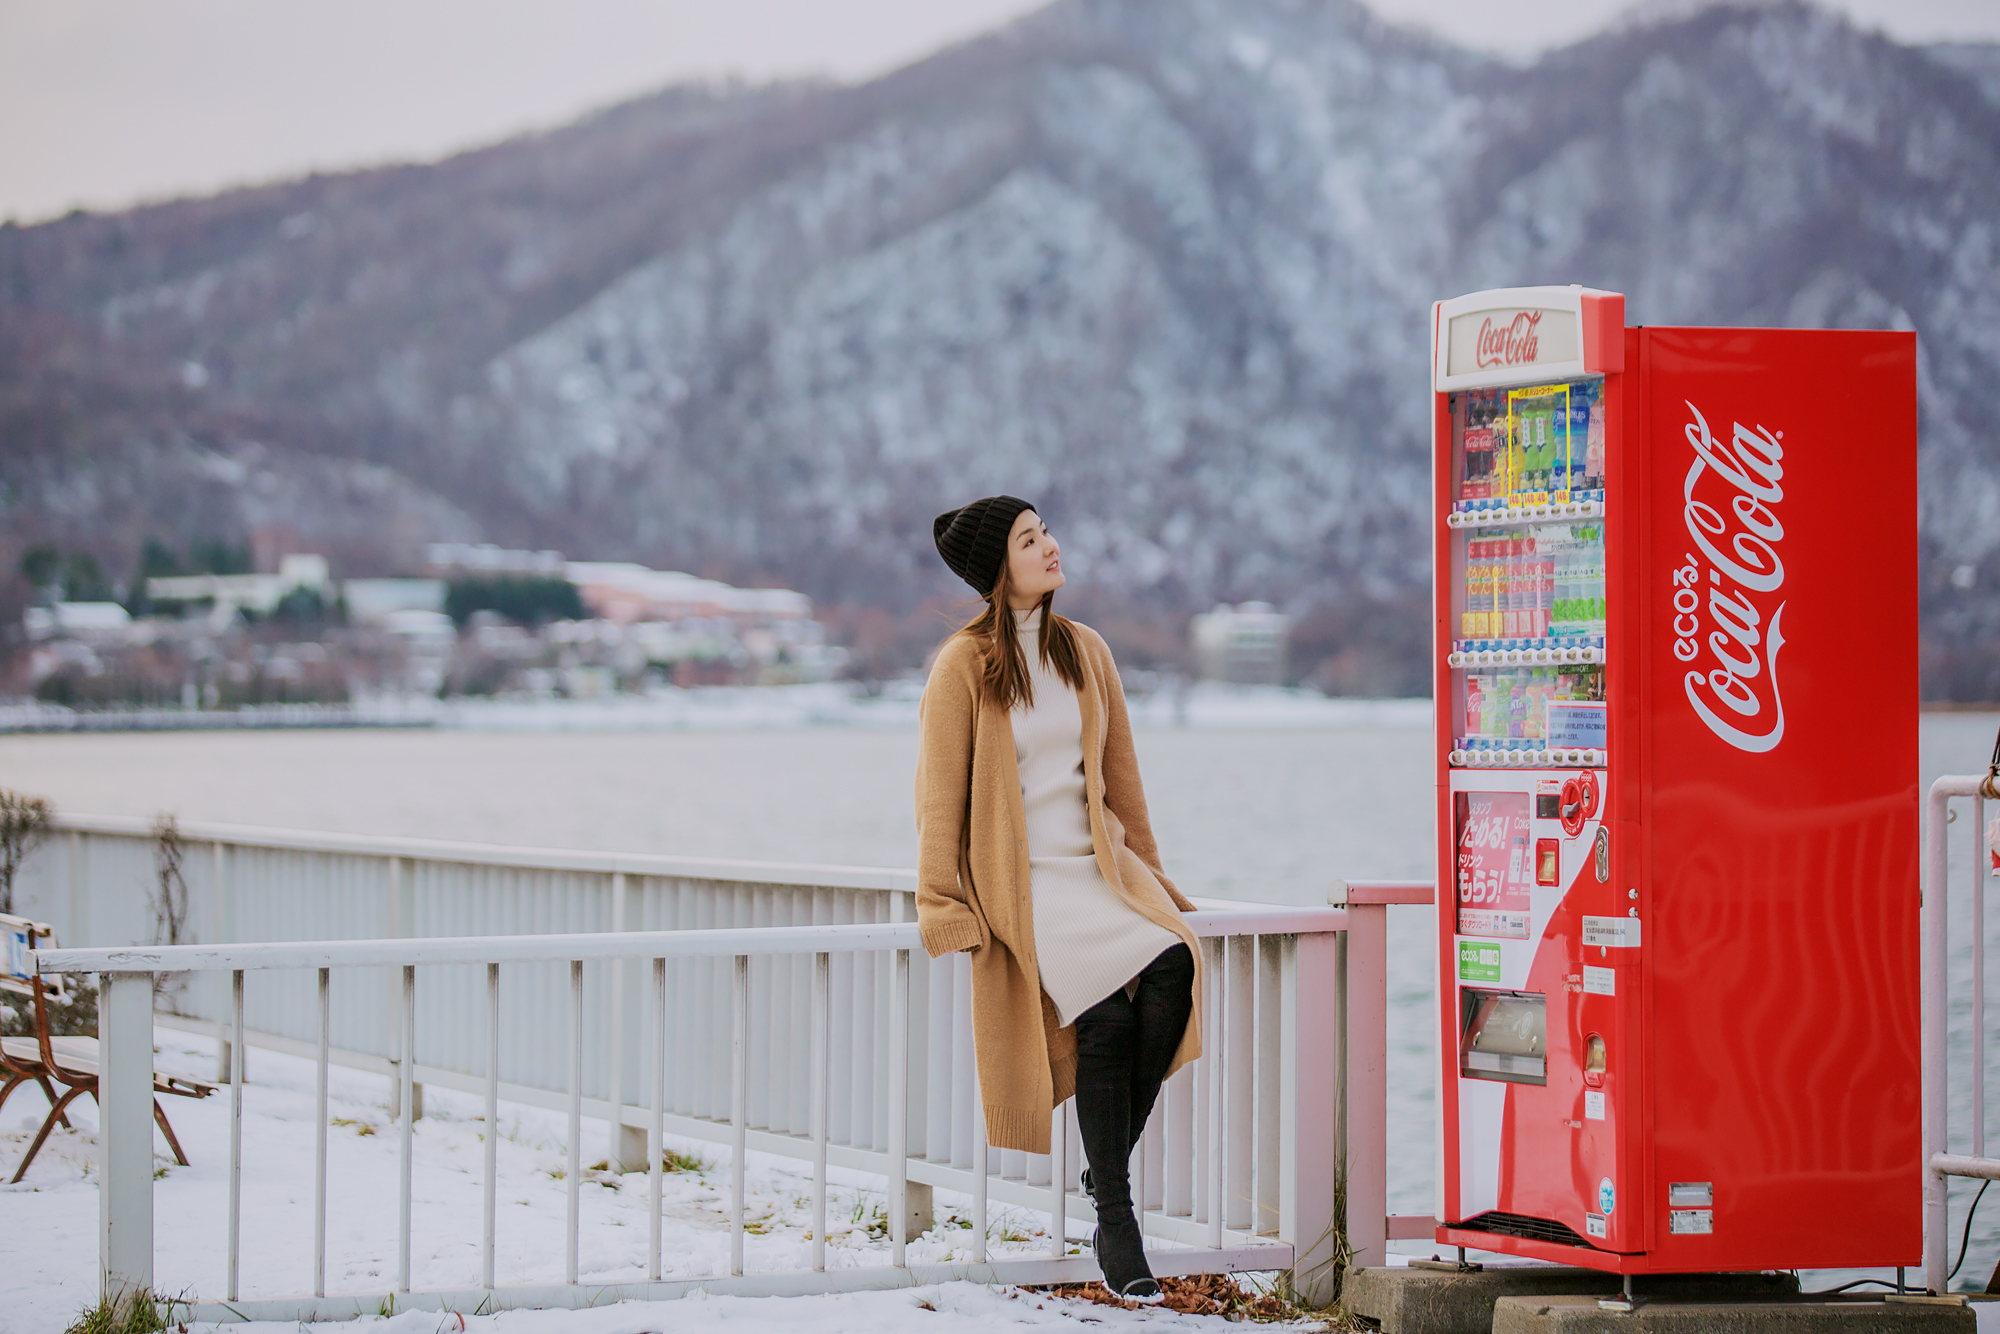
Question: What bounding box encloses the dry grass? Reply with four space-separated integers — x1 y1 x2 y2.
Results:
1041 1274 1292 1320
60 1289 188 1334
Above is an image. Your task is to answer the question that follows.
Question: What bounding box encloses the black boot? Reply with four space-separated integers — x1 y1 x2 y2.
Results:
1074 979 1165 1304
1074 946 1193 1305
1092 1210 1162 1303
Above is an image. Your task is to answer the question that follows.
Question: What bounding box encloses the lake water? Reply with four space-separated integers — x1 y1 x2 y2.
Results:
4 709 1996 1280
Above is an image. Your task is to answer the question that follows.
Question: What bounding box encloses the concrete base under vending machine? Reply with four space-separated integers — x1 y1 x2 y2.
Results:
1344 1264 1799 1333
1490 1292 1976 1333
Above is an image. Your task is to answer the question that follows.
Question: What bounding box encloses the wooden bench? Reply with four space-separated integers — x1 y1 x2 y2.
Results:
2 914 216 1182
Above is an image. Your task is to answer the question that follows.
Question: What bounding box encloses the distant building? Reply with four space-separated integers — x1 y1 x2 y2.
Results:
562 561 836 684
1190 602 1291 685
563 562 811 627
344 578 446 624
148 553 330 622
425 543 565 579
414 545 842 687
23 602 133 641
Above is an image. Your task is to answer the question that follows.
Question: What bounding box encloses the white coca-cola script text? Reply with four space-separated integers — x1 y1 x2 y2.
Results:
1671 402 1787 753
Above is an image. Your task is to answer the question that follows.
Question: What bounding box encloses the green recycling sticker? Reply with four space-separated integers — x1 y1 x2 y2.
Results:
1458 941 1502 983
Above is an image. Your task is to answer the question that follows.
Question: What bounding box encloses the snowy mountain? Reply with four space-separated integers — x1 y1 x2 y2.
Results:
3 0 1996 693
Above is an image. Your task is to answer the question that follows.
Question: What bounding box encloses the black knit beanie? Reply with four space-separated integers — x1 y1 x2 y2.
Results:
932 495 1037 596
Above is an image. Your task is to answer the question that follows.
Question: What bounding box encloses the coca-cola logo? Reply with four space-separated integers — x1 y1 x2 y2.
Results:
1669 402 1787 753
1475 311 1543 368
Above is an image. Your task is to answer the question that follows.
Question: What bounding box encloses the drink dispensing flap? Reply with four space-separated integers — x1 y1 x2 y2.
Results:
1460 988 1547 1085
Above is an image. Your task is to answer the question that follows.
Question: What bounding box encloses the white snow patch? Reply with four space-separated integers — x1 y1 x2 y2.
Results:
3 1030 1273 1334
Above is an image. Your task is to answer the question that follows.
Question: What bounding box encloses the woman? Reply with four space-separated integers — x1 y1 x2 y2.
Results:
915 495 1202 1302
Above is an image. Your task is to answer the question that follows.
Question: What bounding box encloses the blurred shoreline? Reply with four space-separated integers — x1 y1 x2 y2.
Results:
0 679 1435 734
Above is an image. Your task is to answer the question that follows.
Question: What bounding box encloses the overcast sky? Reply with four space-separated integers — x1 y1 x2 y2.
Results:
2 0 1995 224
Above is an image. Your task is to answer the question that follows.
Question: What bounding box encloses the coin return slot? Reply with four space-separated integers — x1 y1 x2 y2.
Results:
1583 1032 1606 1087
1460 988 1547 1085
1536 838 1561 885
1668 1182 1713 1208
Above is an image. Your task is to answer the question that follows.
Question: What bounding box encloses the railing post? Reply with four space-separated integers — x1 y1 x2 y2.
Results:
730 953 748 1277
1281 932 1341 1304
211 840 231 1084
385 855 410 1120
68 829 89 954
1924 782 1952 1293
890 945 910 1268
1341 900 1389 1272
397 964 416 1294
607 871 646 1171
1226 935 1255 1231
99 971 156 1304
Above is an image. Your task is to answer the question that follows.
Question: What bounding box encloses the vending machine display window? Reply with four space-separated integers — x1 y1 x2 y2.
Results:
1459 989 1547 1085
1444 381 1610 770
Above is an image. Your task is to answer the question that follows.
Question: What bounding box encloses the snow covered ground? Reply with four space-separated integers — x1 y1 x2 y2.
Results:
0 1027 1292 1334
140 1283 1282 1334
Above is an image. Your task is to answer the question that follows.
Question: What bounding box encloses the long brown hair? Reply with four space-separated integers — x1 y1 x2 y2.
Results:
956 555 1086 712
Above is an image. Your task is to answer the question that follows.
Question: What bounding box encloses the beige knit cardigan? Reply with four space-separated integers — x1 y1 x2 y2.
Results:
913 619 1203 1154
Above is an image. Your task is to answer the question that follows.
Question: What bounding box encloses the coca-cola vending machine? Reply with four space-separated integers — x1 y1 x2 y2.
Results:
1430 285 1920 1274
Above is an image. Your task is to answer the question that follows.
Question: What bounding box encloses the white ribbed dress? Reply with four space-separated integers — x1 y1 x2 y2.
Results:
1012 607 1179 1027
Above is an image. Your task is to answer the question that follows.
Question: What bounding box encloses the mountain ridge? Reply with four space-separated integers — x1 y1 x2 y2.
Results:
3 0 1995 695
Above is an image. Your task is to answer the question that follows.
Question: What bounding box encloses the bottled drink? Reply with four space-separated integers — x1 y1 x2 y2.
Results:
1539 547 1554 637
1472 535 1492 641
1523 406 1545 494
1586 527 1606 628
1544 402 1562 493
1488 536 1506 639
1469 412 1492 499
1506 534 1526 637
1584 384 1606 491
1496 403 1520 502
1555 531 1577 630
1566 392 1591 492
1464 537 1481 639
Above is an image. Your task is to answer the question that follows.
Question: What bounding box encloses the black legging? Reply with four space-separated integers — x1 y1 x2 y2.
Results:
1072 942 1195 1221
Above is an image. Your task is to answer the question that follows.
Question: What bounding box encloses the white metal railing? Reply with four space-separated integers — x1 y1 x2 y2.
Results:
29 890 1399 1319
15 816 933 1163
10 819 1378 1260
1925 773 2000 1293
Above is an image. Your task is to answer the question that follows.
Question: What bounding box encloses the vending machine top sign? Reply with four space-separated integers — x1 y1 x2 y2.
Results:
1433 286 1626 393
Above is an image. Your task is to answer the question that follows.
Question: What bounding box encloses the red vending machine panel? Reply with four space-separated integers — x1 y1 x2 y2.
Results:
1428 287 1920 1274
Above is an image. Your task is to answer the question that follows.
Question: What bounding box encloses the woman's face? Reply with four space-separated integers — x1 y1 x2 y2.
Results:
1001 509 1063 609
